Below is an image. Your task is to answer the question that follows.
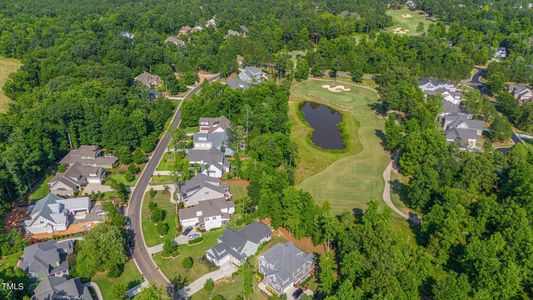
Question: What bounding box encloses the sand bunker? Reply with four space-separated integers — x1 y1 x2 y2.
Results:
321 84 351 93
401 14 412 18
392 27 410 35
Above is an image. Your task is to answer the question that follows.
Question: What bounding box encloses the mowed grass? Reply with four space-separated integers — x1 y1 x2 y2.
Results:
0 57 21 113
191 272 268 300
154 229 223 282
386 8 435 36
290 79 390 213
91 260 142 300
141 191 178 247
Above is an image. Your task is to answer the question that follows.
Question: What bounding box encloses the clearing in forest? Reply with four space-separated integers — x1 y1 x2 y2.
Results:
386 7 435 36
0 57 22 113
290 79 390 213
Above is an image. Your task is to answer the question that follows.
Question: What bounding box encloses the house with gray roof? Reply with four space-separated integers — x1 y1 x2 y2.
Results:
59 145 117 169
165 36 186 47
226 29 242 37
20 240 74 279
419 78 462 105
206 222 272 266
187 148 230 178
239 66 267 84
179 173 230 206
48 163 105 196
199 116 231 134
226 77 250 90
134 71 162 88
507 84 533 104
259 243 315 295
193 132 234 156
119 31 134 39
179 198 235 231
442 112 486 149
33 275 92 300
25 194 91 234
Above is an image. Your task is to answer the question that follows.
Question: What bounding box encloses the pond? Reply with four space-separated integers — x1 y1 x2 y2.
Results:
300 101 345 150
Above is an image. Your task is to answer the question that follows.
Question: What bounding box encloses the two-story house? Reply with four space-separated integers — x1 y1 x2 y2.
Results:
59 145 117 169
239 66 267 84
179 173 231 206
20 240 74 279
48 163 105 196
258 243 315 296
179 198 235 231
187 147 230 178
206 222 271 266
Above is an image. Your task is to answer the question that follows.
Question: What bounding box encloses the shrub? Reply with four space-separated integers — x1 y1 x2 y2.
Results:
162 239 179 257
188 236 203 245
204 278 214 292
182 256 193 270
156 222 169 236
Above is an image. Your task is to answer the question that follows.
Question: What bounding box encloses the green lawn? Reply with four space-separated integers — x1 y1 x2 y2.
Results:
228 184 247 201
191 273 268 300
157 153 178 171
92 260 142 300
106 164 144 187
153 229 223 282
290 79 390 213
150 175 176 185
29 175 53 201
386 8 435 36
0 57 22 113
141 191 178 247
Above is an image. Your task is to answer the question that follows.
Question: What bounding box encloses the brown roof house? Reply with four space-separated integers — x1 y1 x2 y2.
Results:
48 163 105 196
178 25 192 36
60 145 117 169
134 71 162 88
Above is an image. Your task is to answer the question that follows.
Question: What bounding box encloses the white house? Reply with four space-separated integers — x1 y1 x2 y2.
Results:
239 66 267 84
25 194 91 234
206 222 272 266
198 116 231 133
179 198 235 231
187 148 230 178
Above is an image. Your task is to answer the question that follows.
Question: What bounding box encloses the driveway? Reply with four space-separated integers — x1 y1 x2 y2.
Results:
382 161 422 224
83 183 112 195
126 74 220 287
180 263 237 297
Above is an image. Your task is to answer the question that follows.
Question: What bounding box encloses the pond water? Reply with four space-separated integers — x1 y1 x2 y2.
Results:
300 101 345 150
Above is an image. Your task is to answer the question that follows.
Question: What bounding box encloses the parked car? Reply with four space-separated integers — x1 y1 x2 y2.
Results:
188 233 201 240
182 226 193 236
293 288 303 299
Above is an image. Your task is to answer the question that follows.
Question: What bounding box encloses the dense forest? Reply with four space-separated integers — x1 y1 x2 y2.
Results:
0 0 532 299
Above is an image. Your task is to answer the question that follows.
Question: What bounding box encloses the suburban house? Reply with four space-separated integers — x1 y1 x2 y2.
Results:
226 29 241 37
165 36 186 47
187 147 230 178
206 222 272 266
179 173 231 206
179 198 235 231
240 25 249 36
33 275 92 300
205 18 216 28
192 25 203 33
226 77 250 90
507 84 533 104
494 47 507 59
418 79 462 105
239 66 267 84
193 132 234 156
119 31 134 39
25 193 91 234
60 145 117 169
134 71 162 88
442 112 486 149
48 163 105 196
199 116 231 133
178 25 192 36
259 243 315 295
20 240 74 279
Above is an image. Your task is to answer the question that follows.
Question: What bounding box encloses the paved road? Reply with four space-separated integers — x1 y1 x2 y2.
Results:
461 67 486 91
180 263 237 297
126 75 220 287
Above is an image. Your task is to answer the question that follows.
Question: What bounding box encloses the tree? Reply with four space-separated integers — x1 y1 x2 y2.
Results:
157 222 169 236
115 146 133 164
384 115 401 151
295 59 310 81
240 260 254 299
433 272 471 300
317 252 336 294
149 202 164 223
73 223 126 278
162 239 179 257
204 278 214 294
416 22 425 33
135 285 169 300
489 116 512 141
182 256 193 271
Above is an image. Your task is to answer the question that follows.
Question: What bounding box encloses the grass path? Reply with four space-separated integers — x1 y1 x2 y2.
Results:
0 57 21 113
290 79 390 213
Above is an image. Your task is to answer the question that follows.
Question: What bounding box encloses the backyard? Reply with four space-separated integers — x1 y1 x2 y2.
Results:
141 191 178 247
290 79 390 213
0 57 22 112
153 229 223 282
91 260 142 300
386 7 435 36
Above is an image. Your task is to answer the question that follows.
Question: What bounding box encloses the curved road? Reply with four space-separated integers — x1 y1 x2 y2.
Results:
126 75 219 287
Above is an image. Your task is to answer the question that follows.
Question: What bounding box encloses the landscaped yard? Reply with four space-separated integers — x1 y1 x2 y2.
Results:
150 175 176 185
290 79 390 213
0 57 22 113
153 229 223 282
29 175 53 201
91 260 142 300
141 191 178 247
157 152 178 171
386 7 435 36
106 164 145 187
191 273 268 300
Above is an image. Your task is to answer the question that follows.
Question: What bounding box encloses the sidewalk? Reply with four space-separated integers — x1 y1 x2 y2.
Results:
180 263 237 297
